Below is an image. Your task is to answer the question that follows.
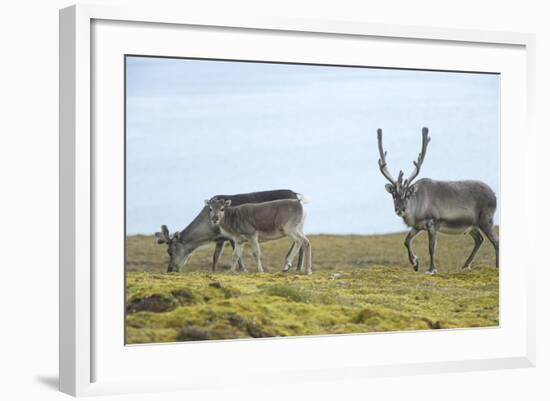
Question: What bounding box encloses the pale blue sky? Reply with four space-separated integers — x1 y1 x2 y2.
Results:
126 56 500 235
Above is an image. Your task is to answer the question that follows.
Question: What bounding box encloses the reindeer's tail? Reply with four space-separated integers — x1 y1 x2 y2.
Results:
296 193 310 204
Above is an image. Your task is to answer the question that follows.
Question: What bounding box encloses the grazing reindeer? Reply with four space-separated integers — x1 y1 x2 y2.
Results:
377 127 499 274
155 190 305 272
206 198 312 275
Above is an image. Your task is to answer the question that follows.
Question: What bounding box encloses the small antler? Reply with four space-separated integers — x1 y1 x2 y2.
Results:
403 127 430 187
154 225 171 244
377 128 397 186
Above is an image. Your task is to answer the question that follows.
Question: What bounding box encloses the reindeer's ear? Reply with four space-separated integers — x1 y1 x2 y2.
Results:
408 185 418 196
204 199 210 206
224 200 232 207
385 183 394 194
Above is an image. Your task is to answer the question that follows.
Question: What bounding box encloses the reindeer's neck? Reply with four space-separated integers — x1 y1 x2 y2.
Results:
403 192 421 227
177 207 220 249
220 207 240 231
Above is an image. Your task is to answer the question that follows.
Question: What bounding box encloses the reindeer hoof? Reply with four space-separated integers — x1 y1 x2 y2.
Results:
425 269 437 275
462 265 472 271
282 264 292 272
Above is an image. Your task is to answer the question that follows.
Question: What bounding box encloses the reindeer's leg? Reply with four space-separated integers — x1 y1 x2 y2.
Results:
229 239 247 272
283 243 305 273
284 235 303 272
288 227 312 275
426 220 438 275
249 234 265 273
300 234 312 275
212 240 225 272
230 242 244 273
282 242 296 272
479 221 499 269
296 222 307 272
282 243 304 272
404 228 421 271
296 245 304 272
462 228 484 270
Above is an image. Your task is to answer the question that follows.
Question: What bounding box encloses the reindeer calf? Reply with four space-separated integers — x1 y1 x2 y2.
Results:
206 198 312 274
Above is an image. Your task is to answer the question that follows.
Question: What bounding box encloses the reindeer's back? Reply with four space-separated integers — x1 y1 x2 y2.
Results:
237 199 304 232
211 189 298 207
416 178 497 222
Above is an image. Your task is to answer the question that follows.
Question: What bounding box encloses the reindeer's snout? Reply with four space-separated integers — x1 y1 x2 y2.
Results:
211 217 220 225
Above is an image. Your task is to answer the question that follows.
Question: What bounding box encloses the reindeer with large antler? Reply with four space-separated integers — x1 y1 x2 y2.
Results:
377 127 499 274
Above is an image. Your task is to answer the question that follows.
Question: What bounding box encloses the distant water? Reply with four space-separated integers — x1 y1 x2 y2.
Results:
126 57 500 235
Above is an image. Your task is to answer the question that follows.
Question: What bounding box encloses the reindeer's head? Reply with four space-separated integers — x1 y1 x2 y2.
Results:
206 198 231 226
377 127 430 218
154 225 190 272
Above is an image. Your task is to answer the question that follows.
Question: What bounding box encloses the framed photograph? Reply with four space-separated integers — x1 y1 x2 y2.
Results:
59 4 536 396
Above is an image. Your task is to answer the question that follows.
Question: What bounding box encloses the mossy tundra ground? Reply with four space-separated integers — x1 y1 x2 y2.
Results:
125 231 499 344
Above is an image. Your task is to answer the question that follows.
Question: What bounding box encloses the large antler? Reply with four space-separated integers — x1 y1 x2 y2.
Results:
403 127 430 187
377 128 397 185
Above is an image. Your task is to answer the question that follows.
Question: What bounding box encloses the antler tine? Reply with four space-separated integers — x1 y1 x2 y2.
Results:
397 170 404 189
377 128 397 185
155 225 171 244
404 127 431 187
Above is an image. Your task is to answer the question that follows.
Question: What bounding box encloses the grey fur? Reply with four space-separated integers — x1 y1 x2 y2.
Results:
377 127 499 273
156 189 305 272
206 198 312 275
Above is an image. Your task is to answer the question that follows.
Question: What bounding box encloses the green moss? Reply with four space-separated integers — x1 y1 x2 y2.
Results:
261 283 315 303
125 232 499 344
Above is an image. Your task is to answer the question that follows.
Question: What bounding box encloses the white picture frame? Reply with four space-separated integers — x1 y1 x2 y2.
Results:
59 4 536 397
